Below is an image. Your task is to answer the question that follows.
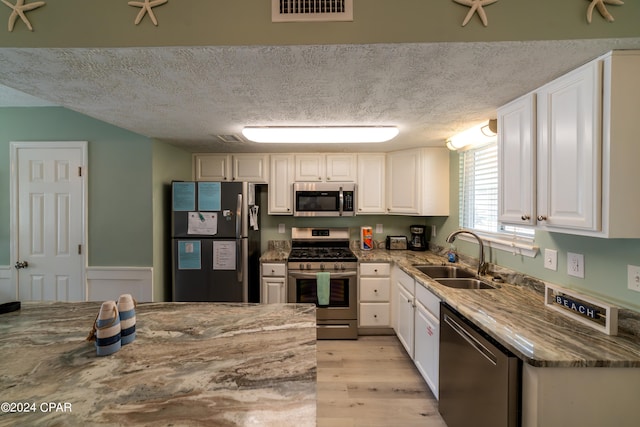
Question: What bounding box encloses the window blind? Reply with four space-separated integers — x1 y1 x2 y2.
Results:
459 142 534 238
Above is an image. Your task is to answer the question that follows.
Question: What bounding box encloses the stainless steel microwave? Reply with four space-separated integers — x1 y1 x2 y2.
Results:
293 182 356 217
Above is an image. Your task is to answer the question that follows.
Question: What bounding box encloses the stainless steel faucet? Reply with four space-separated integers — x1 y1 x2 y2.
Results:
446 230 487 276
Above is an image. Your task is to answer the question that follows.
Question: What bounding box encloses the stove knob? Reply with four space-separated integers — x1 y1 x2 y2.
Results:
307 263 312 270
320 263 325 271
299 263 304 270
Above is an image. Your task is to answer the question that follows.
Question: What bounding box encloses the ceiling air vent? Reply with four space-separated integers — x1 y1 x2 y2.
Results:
272 0 353 22
216 134 244 143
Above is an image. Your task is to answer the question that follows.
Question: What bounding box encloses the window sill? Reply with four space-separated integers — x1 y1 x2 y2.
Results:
456 233 539 258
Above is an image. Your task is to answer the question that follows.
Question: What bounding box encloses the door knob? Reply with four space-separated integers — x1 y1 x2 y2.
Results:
15 261 29 269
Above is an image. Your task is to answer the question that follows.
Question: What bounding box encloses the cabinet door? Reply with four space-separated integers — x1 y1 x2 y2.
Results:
387 149 420 214
269 155 294 214
233 154 268 183
395 282 415 358
537 61 602 231
193 154 230 181
414 301 439 399
261 277 285 304
326 154 356 182
498 94 536 226
294 154 324 181
357 153 386 214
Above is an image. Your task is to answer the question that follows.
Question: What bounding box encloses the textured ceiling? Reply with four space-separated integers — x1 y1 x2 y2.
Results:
1 39 640 153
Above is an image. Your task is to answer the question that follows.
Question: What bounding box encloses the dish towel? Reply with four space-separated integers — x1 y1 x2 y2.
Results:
316 272 331 306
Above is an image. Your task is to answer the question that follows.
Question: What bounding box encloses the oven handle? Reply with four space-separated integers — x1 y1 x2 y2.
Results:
288 271 357 279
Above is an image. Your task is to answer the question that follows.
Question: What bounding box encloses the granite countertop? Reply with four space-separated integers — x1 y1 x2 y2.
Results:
261 242 640 368
0 302 316 426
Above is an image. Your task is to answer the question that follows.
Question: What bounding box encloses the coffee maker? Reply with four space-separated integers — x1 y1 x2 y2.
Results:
409 225 428 251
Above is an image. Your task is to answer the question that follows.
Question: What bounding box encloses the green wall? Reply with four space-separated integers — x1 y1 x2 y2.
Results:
1 0 638 48
151 140 191 302
426 151 640 311
0 107 154 267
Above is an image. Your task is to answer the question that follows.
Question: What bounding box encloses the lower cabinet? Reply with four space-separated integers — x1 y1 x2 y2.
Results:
393 267 416 357
414 285 441 399
392 265 440 399
261 263 286 304
359 263 392 332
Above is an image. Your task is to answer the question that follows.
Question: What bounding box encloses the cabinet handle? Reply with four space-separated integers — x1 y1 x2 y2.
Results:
537 215 547 221
374 269 378 273
326 177 330 181
407 299 411 303
521 214 530 221
374 289 378 293
373 314 378 318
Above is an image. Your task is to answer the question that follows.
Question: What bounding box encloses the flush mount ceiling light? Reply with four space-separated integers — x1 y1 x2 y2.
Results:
446 119 497 151
242 126 399 143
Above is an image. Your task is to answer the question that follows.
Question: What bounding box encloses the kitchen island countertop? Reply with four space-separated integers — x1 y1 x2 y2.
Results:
0 302 316 427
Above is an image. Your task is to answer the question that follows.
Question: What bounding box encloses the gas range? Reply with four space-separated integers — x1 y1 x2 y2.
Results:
287 227 357 271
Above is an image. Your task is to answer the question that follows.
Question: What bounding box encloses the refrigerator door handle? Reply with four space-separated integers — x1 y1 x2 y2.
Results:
237 240 243 283
236 193 242 239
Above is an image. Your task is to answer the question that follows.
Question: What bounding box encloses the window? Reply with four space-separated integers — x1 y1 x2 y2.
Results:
459 142 534 239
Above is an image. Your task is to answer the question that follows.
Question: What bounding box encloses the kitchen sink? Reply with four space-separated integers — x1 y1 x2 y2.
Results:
413 265 476 279
435 278 496 290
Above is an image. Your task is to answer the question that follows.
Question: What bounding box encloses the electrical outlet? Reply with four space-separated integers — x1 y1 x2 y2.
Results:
628 265 640 292
567 252 585 278
544 249 558 271
376 224 383 234
278 224 285 234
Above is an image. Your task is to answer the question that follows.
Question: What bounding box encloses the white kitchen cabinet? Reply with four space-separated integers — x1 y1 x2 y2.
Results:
359 262 392 330
498 93 536 226
268 154 294 215
393 266 415 358
261 262 286 304
193 154 231 181
294 154 356 182
232 154 269 183
414 284 441 399
499 50 640 237
357 153 386 214
386 148 449 216
536 59 601 232
193 153 268 183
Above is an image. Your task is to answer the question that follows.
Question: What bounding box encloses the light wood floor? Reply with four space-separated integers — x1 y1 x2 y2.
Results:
317 335 448 427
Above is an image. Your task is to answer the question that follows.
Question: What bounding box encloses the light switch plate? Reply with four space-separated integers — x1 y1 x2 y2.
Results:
567 252 584 278
628 265 640 292
544 249 558 271
278 224 285 234
376 224 383 234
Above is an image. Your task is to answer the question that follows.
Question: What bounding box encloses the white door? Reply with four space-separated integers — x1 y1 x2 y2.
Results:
12 142 87 301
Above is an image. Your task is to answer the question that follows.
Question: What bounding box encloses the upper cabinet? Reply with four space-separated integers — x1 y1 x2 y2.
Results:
386 148 449 216
269 154 294 215
294 154 357 182
498 50 640 238
193 154 269 183
498 93 536 226
357 153 386 214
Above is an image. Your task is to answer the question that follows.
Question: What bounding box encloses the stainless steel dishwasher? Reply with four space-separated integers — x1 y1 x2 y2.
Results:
439 303 521 427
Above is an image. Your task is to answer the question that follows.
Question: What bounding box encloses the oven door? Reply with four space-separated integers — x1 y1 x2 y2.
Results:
287 270 357 320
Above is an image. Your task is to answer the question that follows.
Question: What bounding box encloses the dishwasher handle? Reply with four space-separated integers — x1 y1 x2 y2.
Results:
444 313 497 366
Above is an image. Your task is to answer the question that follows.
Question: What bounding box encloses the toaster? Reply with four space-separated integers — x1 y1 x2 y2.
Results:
385 236 408 250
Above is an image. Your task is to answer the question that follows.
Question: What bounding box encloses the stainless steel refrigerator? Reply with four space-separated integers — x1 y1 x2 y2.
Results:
171 181 261 302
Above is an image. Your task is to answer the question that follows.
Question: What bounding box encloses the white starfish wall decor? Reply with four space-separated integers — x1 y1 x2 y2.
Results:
452 0 498 27
128 0 168 26
1 0 45 32
586 0 624 23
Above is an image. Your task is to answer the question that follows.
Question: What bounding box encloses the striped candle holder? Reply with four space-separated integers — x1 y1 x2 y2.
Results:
117 294 136 345
95 301 121 356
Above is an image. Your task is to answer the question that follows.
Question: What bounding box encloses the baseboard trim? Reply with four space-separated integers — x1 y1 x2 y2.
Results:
0 266 16 301
86 267 153 302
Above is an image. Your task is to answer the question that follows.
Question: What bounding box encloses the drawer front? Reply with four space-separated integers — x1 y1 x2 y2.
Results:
360 303 391 327
360 263 391 277
360 277 390 301
416 284 441 318
262 263 286 277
